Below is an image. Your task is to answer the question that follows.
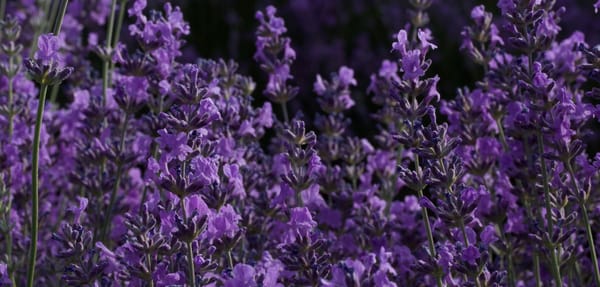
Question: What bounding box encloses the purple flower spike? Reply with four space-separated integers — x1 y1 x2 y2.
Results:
0 263 10 285
224 264 257 287
338 66 357 87
392 30 409 55
25 33 73 85
3 1 600 286
35 34 61 65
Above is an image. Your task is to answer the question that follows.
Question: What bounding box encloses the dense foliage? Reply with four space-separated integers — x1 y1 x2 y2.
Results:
1 0 600 286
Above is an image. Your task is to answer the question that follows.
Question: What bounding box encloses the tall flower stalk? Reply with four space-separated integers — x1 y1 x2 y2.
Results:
1 1 600 286
26 83 48 287
23 1 72 284
254 6 298 123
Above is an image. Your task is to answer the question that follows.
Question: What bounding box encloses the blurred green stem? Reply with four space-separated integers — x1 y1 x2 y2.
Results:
565 161 600 286
414 155 443 287
26 84 48 287
536 132 562 285
180 199 196 287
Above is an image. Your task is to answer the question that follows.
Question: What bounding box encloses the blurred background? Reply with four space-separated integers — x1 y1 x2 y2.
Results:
153 0 600 136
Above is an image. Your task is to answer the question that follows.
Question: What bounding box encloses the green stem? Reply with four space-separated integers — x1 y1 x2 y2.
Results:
565 162 600 286
100 113 129 243
187 241 196 287
25 2 69 284
26 84 48 287
498 225 516 287
536 132 563 285
495 116 518 287
581 204 600 287
101 0 118 108
280 102 289 123
146 253 155 287
7 57 14 137
45 0 58 33
459 219 470 246
105 0 117 48
524 197 540 287
460 219 482 287
111 0 127 49
48 85 60 105
4 213 15 287
140 95 164 212
227 250 234 269
28 0 52 58
0 0 5 20
495 117 508 151
45 0 69 107
180 199 196 287
101 62 110 109
295 189 304 207
107 0 127 84
414 155 443 287
533 253 541 287
51 0 68 35
508 252 517 287
112 0 127 48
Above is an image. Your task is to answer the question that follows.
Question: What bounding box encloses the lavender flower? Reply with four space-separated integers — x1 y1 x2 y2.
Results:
254 5 298 121
1 1 600 286
25 34 73 85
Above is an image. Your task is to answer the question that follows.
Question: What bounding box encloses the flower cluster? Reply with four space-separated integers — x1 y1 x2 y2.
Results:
0 1 600 287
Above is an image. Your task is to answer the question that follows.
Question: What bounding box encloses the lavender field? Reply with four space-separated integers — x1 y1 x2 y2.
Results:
1 0 600 286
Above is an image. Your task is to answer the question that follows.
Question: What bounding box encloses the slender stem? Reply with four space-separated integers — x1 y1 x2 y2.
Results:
509 252 518 287
295 189 304 207
419 188 443 287
107 0 127 84
180 199 196 287
7 57 14 137
534 254 541 287
45 0 69 107
146 253 155 287
101 61 110 109
25 2 68 284
51 0 68 35
28 0 52 58
459 219 470 246
536 132 563 285
105 0 117 48
459 219 482 287
419 192 436 257
49 84 60 104
102 0 118 107
414 155 443 287
227 250 234 269
581 203 600 287
139 146 157 212
112 0 127 49
186 242 196 286
495 117 508 151
26 84 48 287
495 115 518 287
0 0 6 20
100 113 130 243
565 162 600 286
497 223 516 287
140 95 164 211
280 102 289 123
46 0 58 33
289 158 304 207
4 213 15 287
524 197 541 287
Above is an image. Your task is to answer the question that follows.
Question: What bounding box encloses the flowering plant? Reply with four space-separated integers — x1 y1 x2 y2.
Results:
1 0 600 286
